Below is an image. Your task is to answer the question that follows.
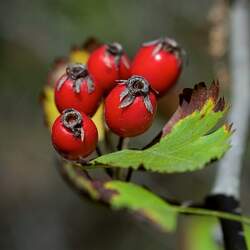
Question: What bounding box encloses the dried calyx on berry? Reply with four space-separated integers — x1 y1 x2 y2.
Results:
105 42 129 69
57 63 94 94
118 76 154 114
61 108 84 141
143 37 186 65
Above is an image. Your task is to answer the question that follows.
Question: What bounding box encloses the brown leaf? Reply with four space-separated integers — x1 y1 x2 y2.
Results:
82 37 101 52
162 81 222 137
144 81 226 149
47 58 68 87
59 161 116 203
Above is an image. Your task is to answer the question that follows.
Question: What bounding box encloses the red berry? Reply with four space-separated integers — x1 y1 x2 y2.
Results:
104 76 157 137
55 63 102 116
87 42 131 92
51 108 98 160
131 38 184 96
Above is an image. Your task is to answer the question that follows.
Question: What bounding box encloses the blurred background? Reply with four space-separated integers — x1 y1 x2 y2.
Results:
0 0 249 249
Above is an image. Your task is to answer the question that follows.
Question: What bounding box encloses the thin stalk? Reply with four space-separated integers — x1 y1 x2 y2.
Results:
115 137 132 180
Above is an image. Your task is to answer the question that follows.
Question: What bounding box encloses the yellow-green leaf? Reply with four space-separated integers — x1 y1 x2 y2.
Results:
60 163 250 234
105 181 178 232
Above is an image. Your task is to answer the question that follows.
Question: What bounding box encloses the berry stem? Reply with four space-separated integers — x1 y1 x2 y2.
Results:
113 137 123 180
105 168 113 179
125 168 133 182
117 137 125 151
96 146 113 178
117 137 130 151
95 146 102 156
117 137 123 151
115 137 132 181
113 169 121 180
104 128 115 152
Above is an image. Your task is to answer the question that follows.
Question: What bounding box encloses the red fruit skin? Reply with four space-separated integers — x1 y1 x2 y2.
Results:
119 54 131 79
104 85 157 137
51 112 98 160
131 45 181 96
55 75 102 116
87 45 131 92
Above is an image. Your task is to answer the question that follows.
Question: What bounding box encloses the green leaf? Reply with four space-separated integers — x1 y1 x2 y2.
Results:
61 162 100 200
180 217 221 250
105 181 178 232
60 162 177 232
92 82 232 173
93 124 231 173
60 163 250 233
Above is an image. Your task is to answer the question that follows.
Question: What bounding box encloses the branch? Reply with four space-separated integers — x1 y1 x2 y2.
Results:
209 0 250 249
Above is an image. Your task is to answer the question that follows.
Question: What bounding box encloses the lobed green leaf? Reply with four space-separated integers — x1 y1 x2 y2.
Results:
92 98 232 173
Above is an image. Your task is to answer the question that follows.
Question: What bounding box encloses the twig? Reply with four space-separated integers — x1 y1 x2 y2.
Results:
209 0 250 249
205 195 247 250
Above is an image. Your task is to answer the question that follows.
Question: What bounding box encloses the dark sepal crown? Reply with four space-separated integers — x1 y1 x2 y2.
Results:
143 37 186 66
56 63 95 94
118 75 154 114
61 108 84 141
104 42 130 70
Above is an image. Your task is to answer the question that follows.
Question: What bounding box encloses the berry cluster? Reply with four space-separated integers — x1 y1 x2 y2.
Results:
51 38 184 161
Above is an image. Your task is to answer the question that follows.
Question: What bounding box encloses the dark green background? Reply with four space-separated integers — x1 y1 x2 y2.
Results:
0 0 249 249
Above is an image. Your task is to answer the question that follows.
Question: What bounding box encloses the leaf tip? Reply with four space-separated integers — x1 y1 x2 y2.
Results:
223 123 235 134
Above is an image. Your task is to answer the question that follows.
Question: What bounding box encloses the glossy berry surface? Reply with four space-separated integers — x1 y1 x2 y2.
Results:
104 76 157 137
51 108 98 160
131 38 183 96
87 42 131 92
55 63 102 116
